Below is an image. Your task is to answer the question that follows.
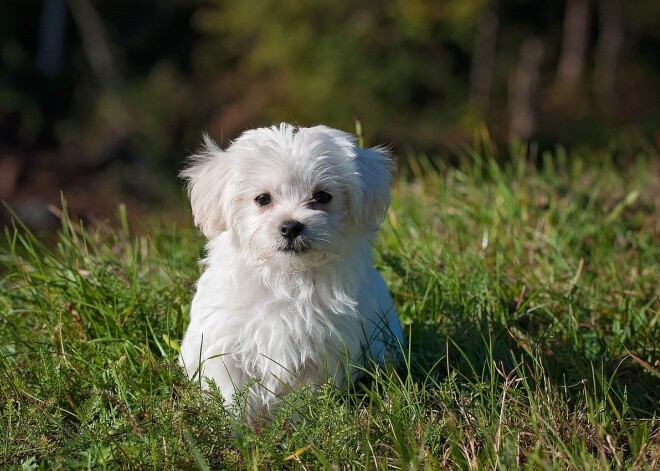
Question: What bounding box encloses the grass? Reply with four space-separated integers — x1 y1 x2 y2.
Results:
1 143 659 469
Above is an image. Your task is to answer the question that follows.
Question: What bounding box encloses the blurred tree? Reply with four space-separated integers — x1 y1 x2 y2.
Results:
193 0 482 147
469 7 498 111
190 0 659 151
555 0 590 91
37 0 67 78
1 0 659 187
68 0 120 89
509 37 544 141
0 0 203 227
594 0 623 108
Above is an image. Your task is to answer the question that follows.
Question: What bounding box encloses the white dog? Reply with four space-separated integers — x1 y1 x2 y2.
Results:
178 123 404 420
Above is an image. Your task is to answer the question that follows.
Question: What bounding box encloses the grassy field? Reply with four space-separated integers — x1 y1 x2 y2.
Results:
1 143 659 469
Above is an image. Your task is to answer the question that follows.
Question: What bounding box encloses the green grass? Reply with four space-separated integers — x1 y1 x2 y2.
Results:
1 145 659 469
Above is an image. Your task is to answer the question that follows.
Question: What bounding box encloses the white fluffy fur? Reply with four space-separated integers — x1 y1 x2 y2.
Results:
178 123 404 420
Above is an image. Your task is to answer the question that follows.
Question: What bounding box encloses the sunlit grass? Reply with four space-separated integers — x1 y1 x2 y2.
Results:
1 145 658 469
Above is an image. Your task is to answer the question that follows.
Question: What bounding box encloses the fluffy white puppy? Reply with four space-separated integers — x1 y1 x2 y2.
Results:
179 123 404 420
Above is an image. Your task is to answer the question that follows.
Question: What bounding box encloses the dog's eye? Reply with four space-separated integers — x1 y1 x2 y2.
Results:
312 191 332 204
255 194 272 206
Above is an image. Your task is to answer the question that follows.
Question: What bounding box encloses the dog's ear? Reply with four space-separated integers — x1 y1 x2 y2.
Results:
313 126 394 232
352 145 394 231
180 135 231 238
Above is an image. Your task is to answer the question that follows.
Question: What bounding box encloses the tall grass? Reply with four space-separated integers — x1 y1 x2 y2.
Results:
1 146 658 469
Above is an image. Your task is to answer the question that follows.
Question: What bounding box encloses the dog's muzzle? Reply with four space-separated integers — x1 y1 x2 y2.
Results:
278 220 309 254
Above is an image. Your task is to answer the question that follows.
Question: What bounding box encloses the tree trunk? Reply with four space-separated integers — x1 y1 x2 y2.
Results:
469 9 499 111
556 0 590 89
66 0 120 89
509 38 544 142
37 0 67 77
594 0 624 106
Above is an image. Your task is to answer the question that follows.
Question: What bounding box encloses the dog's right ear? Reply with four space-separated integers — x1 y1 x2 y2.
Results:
180 134 231 238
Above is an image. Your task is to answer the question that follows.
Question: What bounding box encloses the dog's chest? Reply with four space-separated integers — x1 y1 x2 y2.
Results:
232 282 361 375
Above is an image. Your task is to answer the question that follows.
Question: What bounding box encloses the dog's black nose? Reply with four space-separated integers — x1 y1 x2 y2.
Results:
280 220 304 240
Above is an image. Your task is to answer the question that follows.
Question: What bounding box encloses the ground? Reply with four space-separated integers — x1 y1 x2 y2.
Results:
1 143 658 469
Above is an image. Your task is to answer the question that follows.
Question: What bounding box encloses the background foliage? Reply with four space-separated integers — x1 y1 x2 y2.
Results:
4 1 660 149
1 1 659 228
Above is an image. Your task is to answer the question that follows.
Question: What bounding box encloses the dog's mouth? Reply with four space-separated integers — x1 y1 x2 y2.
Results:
277 238 310 255
280 247 306 255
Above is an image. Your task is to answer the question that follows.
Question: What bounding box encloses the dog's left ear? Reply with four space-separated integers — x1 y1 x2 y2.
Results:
352 145 394 231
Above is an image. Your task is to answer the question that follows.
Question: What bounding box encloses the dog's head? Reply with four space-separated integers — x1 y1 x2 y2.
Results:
181 124 393 269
